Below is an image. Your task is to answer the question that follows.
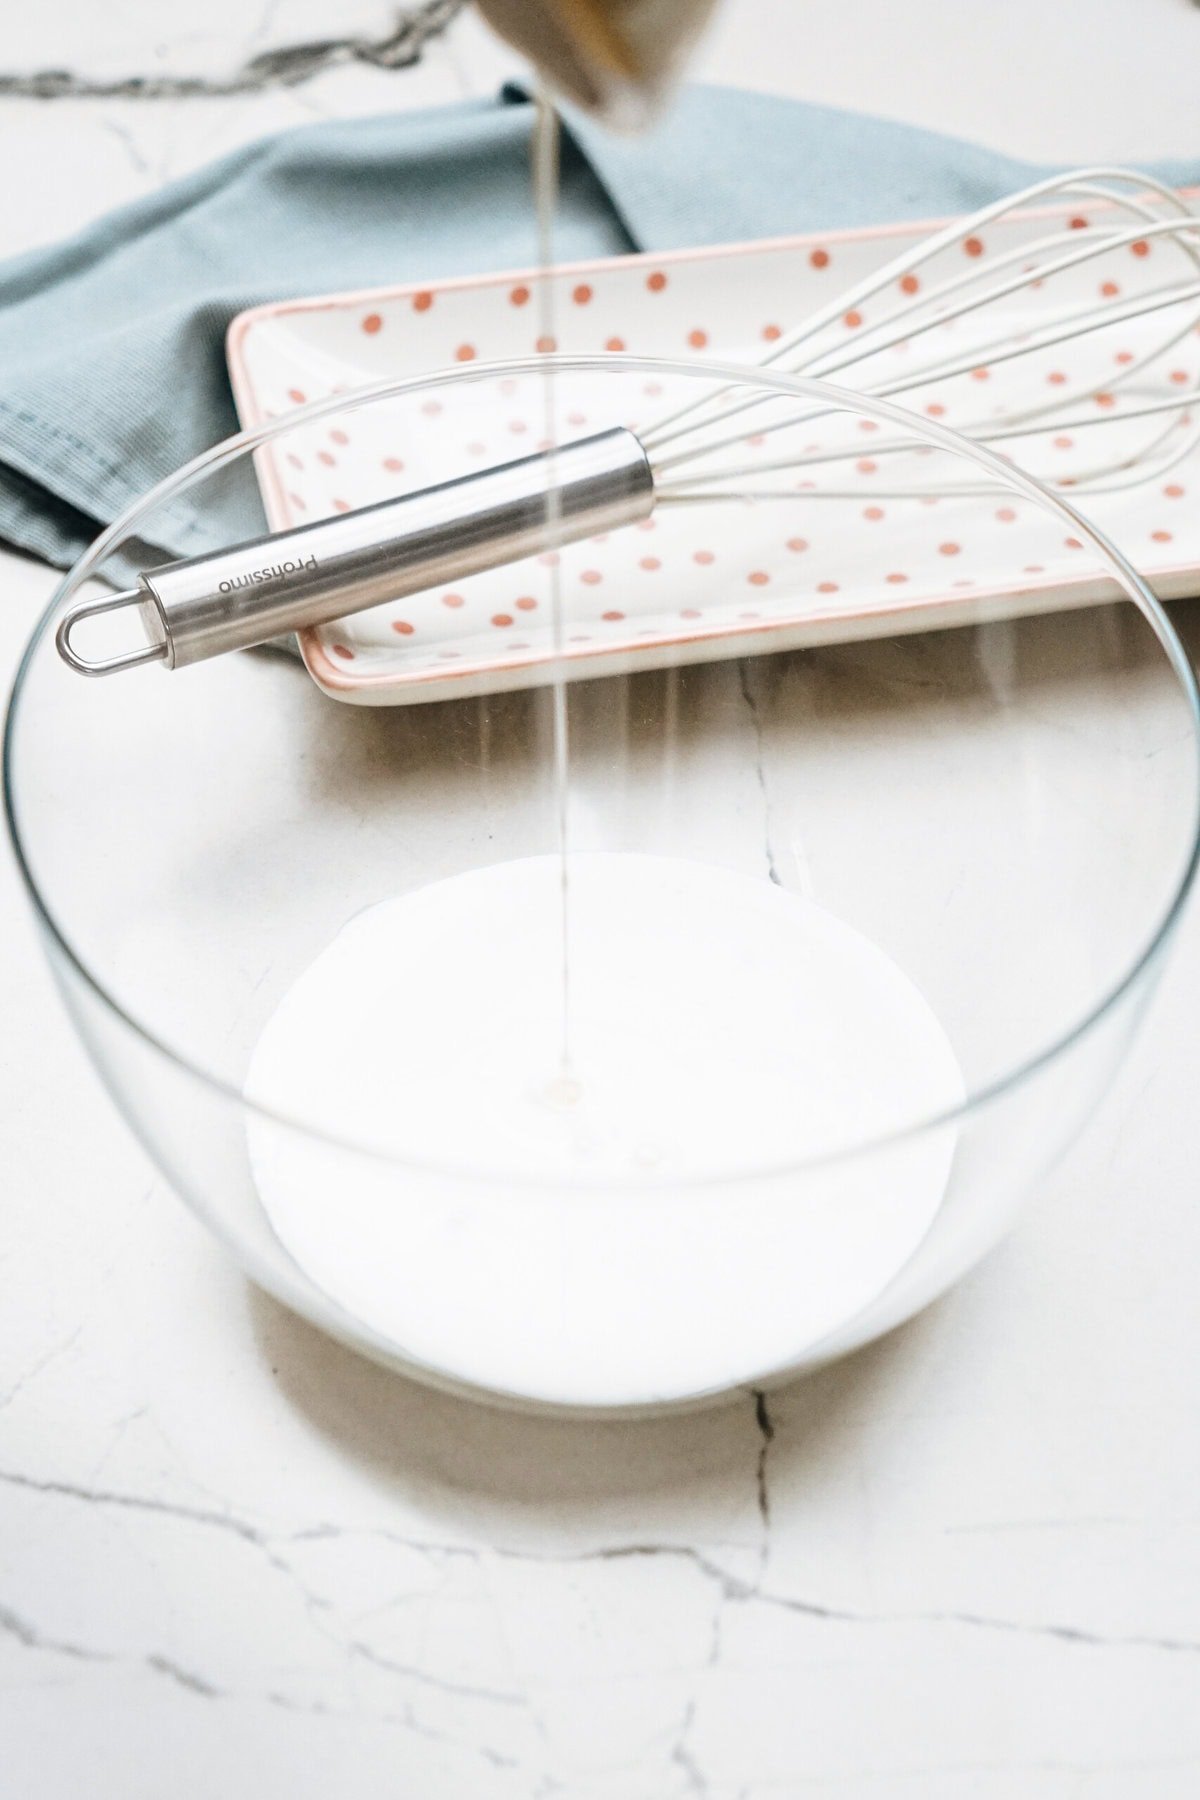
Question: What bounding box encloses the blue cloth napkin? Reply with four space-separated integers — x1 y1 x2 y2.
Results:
0 82 1197 569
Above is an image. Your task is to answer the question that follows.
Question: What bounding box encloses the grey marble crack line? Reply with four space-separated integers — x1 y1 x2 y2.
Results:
0 1466 532 1725
1 1597 520 1753
737 660 782 887
751 1387 775 1533
1 1601 222 1697
0 1465 275 1545
0 1600 110 1665
670 1698 710 1798
348 1637 524 1707
745 1586 1200 1657
0 0 466 101
407 1532 1200 1661
11 1466 1188 1660
0 1466 339 1637
145 1652 222 1698
0 1327 83 1412
287 1521 759 1597
101 119 155 179
256 1688 522 1766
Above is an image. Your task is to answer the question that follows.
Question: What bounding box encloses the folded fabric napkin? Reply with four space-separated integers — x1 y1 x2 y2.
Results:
0 82 1197 570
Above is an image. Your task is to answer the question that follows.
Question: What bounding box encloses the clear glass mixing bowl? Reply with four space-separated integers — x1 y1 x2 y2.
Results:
5 356 1199 1413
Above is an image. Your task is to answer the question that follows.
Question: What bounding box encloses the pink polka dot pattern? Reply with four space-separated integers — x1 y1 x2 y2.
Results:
239 198 1200 701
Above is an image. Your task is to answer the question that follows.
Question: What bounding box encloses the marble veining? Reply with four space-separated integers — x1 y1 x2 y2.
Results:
0 1 465 101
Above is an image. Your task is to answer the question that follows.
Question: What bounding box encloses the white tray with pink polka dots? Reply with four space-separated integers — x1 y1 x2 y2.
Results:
227 202 1200 704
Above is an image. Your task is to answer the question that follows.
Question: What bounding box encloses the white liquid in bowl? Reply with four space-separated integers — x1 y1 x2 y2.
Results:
246 854 963 1407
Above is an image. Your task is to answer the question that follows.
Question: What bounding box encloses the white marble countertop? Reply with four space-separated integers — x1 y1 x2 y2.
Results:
2 3 1200 1794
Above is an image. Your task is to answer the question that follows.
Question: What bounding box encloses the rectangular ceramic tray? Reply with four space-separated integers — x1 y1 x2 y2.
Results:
227 199 1200 704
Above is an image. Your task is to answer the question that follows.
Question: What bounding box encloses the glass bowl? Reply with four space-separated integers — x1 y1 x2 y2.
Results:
5 356 1199 1414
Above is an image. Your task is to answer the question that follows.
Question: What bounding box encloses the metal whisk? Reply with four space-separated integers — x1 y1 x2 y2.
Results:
643 166 1200 508
58 166 1200 677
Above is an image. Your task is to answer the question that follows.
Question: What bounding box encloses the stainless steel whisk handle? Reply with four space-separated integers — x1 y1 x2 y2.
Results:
56 428 655 677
